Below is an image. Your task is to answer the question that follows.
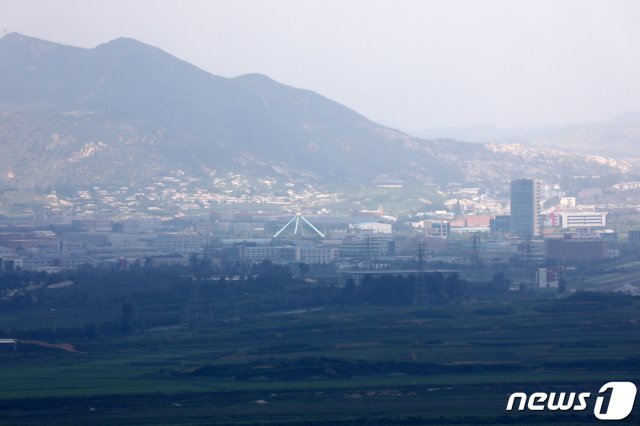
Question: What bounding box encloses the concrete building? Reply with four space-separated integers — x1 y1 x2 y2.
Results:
552 210 607 230
490 215 510 235
21 256 92 271
537 267 560 288
297 246 338 264
154 232 203 253
559 197 577 208
510 179 541 237
394 236 447 256
0 231 60 252
594 229 617 242
0 257 23 272
478 242 515 263
350 222 393 234
61 232 110 250
545 235 607 261
422 220 450 238
339 234 393 259
242 246 296 263
146 254 189 267
612 181 640 191
122 218 162 234
71 218 113 232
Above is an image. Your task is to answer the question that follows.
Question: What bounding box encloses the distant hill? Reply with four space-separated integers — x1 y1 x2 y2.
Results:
415 112 640 161
0 33 636 191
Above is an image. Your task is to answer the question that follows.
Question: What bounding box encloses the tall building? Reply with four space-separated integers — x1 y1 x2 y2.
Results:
510 179 541 237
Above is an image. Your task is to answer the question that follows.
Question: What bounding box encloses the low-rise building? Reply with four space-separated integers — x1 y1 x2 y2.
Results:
297 246 338 264
545 235 607 261
339 234 393 259
146 254 189 267
155 232 203 253
537 267 560 288
552 210 607 230
422 220 449 237
490 215 510 235
0 256 23 272
629 230 640 244
242 246 296 263
350 222 392 234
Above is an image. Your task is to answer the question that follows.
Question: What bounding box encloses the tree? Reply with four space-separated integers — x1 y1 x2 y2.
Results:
84 323 97 339
298 262 311 279
445 272 465 301
342 278 356 306
492 272 511 291
558 276 568 294
120 303 135 334
427 272 446 303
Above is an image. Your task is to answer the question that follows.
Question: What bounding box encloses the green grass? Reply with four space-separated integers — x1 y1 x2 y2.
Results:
1 295 640 423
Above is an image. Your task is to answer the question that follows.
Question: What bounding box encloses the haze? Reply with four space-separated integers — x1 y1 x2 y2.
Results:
2 0 639 131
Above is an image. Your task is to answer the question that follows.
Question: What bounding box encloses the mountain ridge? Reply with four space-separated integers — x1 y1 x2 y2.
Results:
414 111 640 160
0 33 636 192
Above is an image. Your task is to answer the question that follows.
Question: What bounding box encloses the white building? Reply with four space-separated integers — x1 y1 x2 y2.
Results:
554 211 607 229
297 246 338 264
612 181 640 191
350 222 392 234
537 268 559 288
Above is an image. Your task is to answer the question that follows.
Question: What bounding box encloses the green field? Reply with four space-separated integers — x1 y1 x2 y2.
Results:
1 290 640 425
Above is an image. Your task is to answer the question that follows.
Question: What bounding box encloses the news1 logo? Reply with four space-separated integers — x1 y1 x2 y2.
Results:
506 382 637 420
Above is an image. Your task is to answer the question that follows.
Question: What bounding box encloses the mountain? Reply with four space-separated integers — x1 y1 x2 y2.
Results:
0 33 636 192
415 112 640 161
608 110 640 125
414 124 510 144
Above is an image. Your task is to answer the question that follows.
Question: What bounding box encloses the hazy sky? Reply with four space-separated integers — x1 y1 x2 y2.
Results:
2 0 639 131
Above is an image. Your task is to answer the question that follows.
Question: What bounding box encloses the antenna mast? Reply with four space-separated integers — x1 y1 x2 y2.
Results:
273 213 325 238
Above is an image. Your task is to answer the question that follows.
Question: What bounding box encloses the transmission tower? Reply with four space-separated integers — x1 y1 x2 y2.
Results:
365 234 371 268
471 232 480 269
413 242 427 306
522 237 531 290
186 253 203 324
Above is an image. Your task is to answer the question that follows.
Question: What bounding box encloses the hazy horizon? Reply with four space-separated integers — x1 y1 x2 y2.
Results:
2 0 639 131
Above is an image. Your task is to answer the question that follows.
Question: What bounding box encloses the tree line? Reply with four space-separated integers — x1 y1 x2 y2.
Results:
340 272 466 306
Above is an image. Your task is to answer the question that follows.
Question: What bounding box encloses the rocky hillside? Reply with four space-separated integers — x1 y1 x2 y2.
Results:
0 33 635 191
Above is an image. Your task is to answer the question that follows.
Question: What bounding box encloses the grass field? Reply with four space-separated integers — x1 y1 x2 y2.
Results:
1 293 640 424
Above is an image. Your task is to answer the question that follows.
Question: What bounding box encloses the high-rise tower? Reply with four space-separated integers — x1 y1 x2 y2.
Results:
510 179 541 237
